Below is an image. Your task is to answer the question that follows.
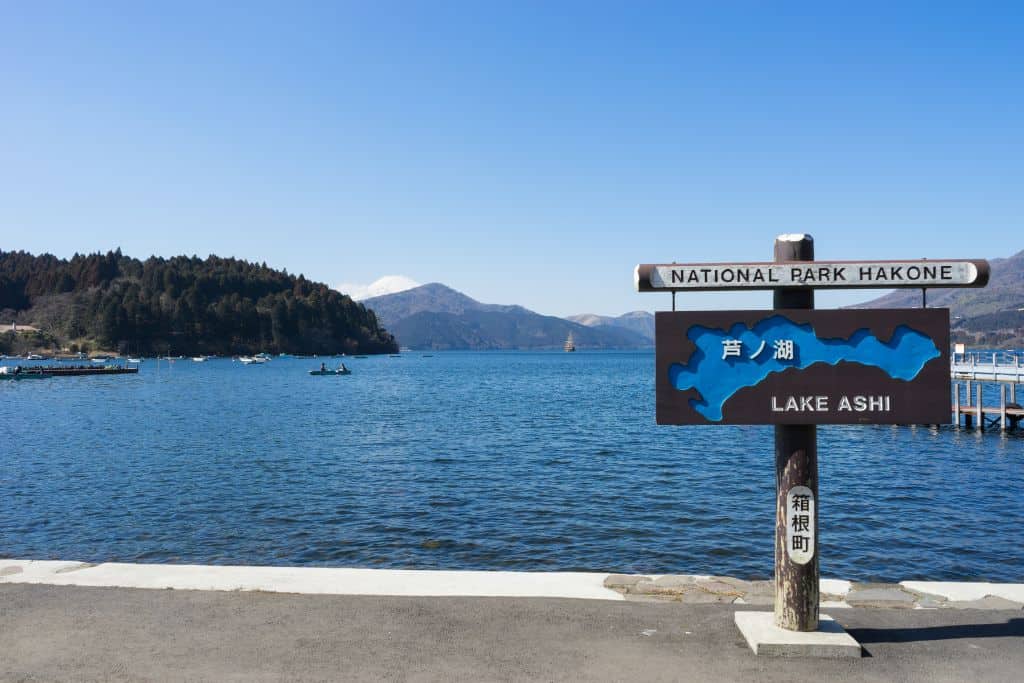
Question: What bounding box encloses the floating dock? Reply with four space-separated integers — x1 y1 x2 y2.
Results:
21 365 139 377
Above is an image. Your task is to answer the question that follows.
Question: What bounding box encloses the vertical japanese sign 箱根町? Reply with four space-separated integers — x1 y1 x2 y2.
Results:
786 486 815 565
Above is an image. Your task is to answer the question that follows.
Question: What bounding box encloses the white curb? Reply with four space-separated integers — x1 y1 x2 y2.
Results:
900 581 1024 604
0 559 622 601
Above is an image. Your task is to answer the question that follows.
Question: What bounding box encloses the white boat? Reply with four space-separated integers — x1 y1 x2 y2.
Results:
127 358 143 364
239 356 267 365
564 333 576 352
192 356 208 362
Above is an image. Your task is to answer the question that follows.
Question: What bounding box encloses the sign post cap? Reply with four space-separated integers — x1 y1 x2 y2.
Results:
776 233 814 243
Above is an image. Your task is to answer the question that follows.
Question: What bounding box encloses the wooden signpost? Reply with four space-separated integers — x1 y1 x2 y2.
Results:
635 234 989 652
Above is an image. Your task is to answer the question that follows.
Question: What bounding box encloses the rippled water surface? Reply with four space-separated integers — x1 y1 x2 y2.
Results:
3 352 1022 581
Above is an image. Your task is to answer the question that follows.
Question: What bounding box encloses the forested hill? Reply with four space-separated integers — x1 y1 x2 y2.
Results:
0 249 397 355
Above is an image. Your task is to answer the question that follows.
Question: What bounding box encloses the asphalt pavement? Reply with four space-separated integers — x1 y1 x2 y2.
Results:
1 584 1021 682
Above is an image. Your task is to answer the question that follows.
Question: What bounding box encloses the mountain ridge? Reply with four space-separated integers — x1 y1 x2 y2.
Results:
364 284 649 350
566 310 655 343
853 248 1024 347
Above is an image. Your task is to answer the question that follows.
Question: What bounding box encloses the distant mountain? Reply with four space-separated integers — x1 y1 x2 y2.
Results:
567 311 655 343
364 283 649 350
364 283 526 323
853 249 1024 347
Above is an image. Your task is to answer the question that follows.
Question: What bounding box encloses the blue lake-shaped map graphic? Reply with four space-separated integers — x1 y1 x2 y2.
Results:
667 315 941 421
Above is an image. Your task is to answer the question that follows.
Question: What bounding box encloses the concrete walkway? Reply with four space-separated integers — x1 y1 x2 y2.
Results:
2 583 1022 682
3 558 1022 609
2 560 1023 681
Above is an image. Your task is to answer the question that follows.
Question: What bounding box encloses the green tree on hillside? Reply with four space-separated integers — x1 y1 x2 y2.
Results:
0 249 398 355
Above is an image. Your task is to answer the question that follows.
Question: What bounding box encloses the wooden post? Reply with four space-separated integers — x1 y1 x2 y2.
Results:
953 383 961 427
965 381 973 429
773 234 818 632
977 383 984 431
1001 385 1007 432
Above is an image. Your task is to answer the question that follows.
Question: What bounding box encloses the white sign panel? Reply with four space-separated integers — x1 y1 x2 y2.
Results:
786 486 815 565
635 260 986 291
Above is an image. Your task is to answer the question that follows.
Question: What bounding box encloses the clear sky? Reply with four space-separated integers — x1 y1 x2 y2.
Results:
2 2 1021 316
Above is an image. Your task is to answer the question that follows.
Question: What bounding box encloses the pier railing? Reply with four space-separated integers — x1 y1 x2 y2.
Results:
951 352 1024 384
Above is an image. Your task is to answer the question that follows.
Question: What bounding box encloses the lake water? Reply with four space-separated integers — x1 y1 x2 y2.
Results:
2 352 1022 582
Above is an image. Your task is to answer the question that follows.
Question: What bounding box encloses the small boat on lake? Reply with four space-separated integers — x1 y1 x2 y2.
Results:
309 363 352 376
192 356 208 362
564 333 576 352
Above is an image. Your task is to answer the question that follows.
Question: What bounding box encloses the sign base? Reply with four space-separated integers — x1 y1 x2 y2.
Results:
734 612 861 658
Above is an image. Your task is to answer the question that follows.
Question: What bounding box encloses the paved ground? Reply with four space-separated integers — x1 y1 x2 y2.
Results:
1 584 1021 682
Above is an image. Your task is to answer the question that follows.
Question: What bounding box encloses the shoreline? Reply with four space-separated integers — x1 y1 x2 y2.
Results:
2 558 1021 610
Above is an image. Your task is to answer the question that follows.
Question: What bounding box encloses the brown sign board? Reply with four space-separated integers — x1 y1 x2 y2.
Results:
655 309 950 425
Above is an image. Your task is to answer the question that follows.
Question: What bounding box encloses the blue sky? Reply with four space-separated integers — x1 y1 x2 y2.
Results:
2 2 1021 316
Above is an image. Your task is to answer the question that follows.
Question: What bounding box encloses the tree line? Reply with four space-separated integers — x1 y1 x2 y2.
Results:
0 249 397 355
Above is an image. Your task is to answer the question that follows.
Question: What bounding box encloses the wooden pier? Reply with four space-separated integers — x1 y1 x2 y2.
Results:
21 365 139 377
951 352 1024 432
